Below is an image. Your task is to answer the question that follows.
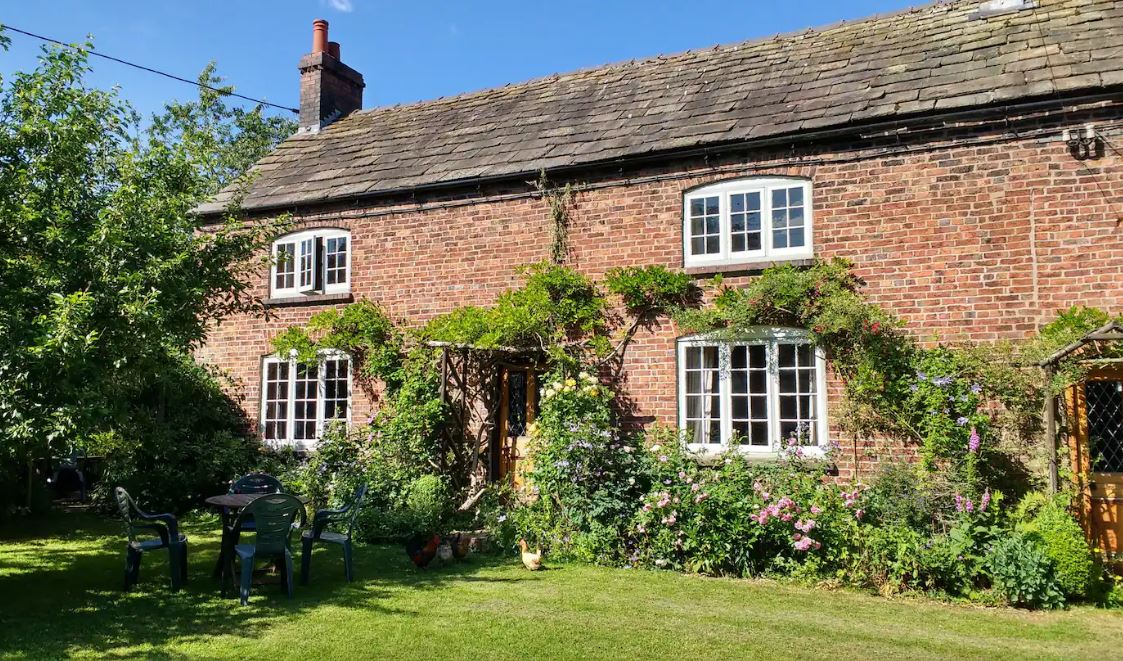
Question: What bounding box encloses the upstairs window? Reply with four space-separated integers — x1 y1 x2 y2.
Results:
271 229 350 298
262 351 351 450
677 329 828 455
683 178 813 268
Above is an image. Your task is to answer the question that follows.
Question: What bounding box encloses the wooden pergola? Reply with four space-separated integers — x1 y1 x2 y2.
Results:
1039 321 1123 493
428 341 546 505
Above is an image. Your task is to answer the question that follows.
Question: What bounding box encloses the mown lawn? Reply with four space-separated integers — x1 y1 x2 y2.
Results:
1 512 1121 660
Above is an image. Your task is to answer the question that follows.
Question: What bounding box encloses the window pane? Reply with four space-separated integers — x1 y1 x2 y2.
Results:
263 361 290 443
684 345 721 445
274 243 296 290
322 359 350 423
777 341 818 446
293 362 318 441
771 186 806 252
299 238 315 288
688 195 721 256
325 236 349 286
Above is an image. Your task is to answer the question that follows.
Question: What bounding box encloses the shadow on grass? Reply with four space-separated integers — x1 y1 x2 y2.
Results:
0 511 526 658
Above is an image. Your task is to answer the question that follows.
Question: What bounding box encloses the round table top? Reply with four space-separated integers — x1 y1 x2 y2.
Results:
204 492 309 508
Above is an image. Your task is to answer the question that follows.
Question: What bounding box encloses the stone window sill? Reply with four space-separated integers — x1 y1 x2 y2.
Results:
684 258 817 278
263 292 353 308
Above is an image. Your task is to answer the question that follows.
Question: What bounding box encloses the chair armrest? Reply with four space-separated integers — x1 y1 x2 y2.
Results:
135 510 180 542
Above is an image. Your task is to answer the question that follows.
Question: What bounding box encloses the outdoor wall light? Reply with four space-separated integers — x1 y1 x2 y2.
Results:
1062 124 1102 160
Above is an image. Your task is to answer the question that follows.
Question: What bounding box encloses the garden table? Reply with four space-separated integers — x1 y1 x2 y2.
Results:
204 492 309 596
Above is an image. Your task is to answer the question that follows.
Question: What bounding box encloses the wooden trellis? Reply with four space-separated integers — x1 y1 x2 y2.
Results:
428 341 545 507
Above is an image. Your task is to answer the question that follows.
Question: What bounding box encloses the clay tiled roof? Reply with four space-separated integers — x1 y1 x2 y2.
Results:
198 0 1123 214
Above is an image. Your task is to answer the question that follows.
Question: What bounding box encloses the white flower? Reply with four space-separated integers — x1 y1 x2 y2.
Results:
650 444 662 453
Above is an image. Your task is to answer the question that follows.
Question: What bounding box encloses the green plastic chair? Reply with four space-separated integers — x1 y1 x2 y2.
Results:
231 473 283 495
114 487 187 591
228 473 283 534
231 493 304 605
301 484 367 584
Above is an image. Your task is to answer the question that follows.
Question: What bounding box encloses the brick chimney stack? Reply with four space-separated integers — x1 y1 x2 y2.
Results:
299 19 364 132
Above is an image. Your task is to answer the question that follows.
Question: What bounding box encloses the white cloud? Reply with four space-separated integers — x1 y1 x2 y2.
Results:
324 0 354 12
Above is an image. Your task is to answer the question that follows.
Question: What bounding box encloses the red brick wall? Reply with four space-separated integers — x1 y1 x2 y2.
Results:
198 103 1123 482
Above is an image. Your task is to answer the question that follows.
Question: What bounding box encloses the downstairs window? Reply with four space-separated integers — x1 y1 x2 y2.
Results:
261 351 351 449
677 329 827 455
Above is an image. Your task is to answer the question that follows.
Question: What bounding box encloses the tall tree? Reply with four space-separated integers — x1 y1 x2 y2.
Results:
0 35 294 505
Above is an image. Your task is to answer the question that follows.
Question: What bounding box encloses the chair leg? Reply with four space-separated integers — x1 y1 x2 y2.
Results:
180 540 189 585
124 547 141 591
239 553 254 606
283 551 295 599
301 537 313 585
342 540 354 582
168 544 182 591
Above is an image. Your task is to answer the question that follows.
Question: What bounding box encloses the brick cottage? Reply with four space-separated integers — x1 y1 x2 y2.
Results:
197 0 1123 486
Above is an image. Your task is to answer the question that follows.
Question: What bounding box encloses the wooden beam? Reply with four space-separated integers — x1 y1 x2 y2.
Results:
1044 365 1059 493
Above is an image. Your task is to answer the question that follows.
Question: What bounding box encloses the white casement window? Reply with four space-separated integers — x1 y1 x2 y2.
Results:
261 351 351 450
683 178 813 268
677 328 828 456
270 229 351 298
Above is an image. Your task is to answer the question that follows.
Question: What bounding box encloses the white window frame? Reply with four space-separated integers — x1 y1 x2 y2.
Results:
682 177 813 268
269 228 351 298
677 328 828 457
260 350 352 451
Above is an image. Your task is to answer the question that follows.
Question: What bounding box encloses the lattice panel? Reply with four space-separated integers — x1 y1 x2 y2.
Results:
1086 380 1123 473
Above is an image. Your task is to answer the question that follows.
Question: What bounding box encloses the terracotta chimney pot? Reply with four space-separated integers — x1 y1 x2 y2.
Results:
328 41 341 59
312 19 329 54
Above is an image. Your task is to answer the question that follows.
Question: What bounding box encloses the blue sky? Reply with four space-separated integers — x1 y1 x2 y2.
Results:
1 0 918 120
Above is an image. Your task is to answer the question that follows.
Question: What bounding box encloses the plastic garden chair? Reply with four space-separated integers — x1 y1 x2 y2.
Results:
114 487 187 591
229 473 283 533
231 493 305 605
301 484 367 584
231 473 283 495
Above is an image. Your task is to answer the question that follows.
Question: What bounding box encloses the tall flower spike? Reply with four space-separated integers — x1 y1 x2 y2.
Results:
968 427 980 453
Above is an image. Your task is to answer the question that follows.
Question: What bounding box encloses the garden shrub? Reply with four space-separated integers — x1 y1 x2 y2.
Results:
866 462 961 533
92 357 258 513
405 474 450 535
1015 493 1095 599
628 439 866 578
985 533 1065 609
518 368 651 559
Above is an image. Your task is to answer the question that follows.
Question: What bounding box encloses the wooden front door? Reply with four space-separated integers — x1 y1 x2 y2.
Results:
1066 368 1123 556
497 367 537 488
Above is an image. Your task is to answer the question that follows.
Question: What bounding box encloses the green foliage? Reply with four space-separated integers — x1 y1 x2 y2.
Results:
985 534 1065 609
91 358 259 513
405 475 451 536
1025 305 1122 393
902 349 990 482
423 262 607 364
519 367 651 559
603 266 697 318
271 301 403 387
629 443 865 578
0 40 291 506
865 462 963 533
1014 493 1095 599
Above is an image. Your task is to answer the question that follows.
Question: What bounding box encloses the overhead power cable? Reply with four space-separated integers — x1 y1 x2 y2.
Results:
0 23 298 114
